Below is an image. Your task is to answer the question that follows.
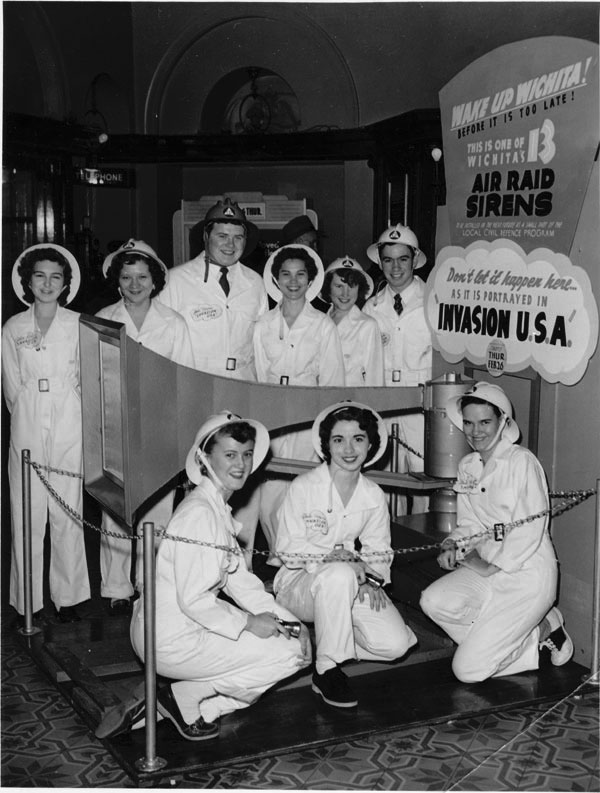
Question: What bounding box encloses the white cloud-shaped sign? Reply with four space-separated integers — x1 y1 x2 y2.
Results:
425 239 598 385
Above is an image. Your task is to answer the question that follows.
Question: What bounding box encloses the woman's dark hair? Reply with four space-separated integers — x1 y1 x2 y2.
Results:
107 252 166 297
460 396 503 418
18 247 72 305
271 246 318 282
321 268 369 305
202 422 257 455
318 406 381 465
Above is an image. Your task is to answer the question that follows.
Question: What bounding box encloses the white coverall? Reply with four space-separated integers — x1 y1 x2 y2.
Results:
420 439 557 683
329 305 384 386
252 303 346 554
363 277 432 514
159 253 267 380
274 462 417 674
95 299 194 599
2 306 90 614
130 477 307 725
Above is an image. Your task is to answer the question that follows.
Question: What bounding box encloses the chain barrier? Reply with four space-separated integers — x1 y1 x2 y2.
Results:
389 433 425 460
30 459 596 563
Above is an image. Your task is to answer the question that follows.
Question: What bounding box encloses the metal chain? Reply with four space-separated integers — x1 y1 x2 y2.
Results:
29 459 596 563
389 435 424 460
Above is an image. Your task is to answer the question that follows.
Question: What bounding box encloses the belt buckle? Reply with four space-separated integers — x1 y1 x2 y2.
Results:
226 358 237 371
392 370 402 383
279 376 289 385
38 379 49 392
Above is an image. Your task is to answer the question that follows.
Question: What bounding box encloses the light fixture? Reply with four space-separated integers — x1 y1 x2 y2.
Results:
431 146 443 163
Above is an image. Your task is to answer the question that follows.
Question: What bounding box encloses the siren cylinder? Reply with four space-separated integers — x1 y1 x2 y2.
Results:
424 373 474 479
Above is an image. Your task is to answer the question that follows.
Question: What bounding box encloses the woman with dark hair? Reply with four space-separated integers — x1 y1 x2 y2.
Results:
420 382 573 683
97 239 193 613
250 245 345 557
321 256 384 386
97 412 311 742
2 244 90 621
273 402 417 709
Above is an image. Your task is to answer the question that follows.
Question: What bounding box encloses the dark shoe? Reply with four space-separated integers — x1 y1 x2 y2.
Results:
95 682 146 739
56 606 81 623
539 607 574 666
109 598 131 616
157 684 219 741
312 666 358 708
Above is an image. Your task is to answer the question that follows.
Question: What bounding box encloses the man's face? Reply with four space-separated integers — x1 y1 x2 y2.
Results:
293 229 318 251
205 222 246 267
379 243 415 293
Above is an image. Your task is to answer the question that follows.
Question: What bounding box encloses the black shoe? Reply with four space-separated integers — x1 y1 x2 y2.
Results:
56 606 81 623
312 666 358 708
157 684 219 741
109 598 131 616
95 682 146 739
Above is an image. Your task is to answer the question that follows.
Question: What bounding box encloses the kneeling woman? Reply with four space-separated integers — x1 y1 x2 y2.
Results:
420 382 573 684
130 413 311 740
274 403 417 709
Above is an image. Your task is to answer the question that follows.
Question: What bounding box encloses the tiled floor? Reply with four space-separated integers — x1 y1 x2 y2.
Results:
1 608 598 790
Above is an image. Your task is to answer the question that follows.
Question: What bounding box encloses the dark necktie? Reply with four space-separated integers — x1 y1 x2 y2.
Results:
218 266 230 297
394 294 403 316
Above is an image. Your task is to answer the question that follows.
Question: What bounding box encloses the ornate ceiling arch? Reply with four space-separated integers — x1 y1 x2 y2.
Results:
144 11 359 134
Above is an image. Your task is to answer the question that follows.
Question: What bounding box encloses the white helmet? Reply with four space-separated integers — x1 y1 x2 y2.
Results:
102 238 168 280
311 401 388 468
185 411 270 484
366 224 427 269
12 243 81 305
446 382 520 444
321 256 374 301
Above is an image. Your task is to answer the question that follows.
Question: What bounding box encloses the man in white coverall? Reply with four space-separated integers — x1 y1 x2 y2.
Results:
95 412 311 742
363 225 433 515
2 244 90 621
159 198 267 380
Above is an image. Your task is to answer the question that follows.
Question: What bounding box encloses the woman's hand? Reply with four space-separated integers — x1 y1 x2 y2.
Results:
298 623 312 666
244 612 282 639
358 583 388 611
437 546 458 571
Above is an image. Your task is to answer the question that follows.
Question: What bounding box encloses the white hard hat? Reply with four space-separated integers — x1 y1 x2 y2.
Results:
311 401 388 468
102 239 168 279
185 411 270 484
263 244 324 303
366 224 427 269
321 256 374 301
12 244 81 305
446 382 520 444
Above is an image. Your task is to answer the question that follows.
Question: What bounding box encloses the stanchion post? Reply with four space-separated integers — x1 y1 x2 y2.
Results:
18 450 40 637
585 478 600 686
135 522 166 772
391 423 399 518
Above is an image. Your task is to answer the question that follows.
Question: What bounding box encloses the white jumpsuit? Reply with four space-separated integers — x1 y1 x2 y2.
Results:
130 477 307 725
2 305 90 614
159 253 267 380
95 299 194 599
329 305 384 387
253 303 345 554
274 462 417 674
363 277 432 514
420 439 557 683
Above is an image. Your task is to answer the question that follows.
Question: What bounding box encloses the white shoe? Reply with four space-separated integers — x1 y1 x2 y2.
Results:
539 607 574 666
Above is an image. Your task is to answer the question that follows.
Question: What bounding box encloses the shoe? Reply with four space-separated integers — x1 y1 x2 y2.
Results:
95 682 146 739
312 666 358 708
539 607 574 666
56 606 81 623
109 598 131 616
157 684 219 741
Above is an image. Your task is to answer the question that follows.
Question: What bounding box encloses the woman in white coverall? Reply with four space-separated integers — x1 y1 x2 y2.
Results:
252 245 345 557
274 402 417 708
2 244 90 621
420 382 574 683
96 240 194 612
320 256 384 386
124 413 310 741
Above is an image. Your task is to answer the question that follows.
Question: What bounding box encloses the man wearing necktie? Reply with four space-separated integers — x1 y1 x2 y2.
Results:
363 224 433 516
159 198 267 380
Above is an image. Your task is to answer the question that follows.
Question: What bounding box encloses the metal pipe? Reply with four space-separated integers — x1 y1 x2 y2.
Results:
391 423 399 518
18 450 40 637
586 478 600 686
135 522 166 772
